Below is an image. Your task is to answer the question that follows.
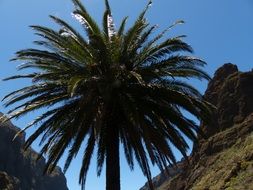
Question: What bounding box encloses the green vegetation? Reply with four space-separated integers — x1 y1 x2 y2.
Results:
192 133 253 190
2 0 212 189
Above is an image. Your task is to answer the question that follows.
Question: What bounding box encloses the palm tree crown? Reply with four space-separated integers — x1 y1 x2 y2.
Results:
2 0 213 189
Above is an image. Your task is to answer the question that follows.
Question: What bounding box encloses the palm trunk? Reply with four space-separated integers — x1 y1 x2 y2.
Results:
106 123 120 190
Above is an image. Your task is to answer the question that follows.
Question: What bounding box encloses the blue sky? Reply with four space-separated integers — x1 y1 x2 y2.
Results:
0 0 253 190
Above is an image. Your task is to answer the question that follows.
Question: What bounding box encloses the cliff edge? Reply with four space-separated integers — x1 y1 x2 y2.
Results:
140 63 253 190
0 115 69 190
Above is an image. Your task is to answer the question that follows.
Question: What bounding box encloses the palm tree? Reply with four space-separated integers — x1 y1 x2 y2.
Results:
2 0 213 190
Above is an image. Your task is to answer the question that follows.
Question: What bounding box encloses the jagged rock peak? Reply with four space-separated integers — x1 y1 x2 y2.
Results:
203 63 253 137
204 63 238 106
213 63 238 79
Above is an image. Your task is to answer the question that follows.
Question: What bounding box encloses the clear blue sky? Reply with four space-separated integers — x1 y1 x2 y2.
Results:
0 0 253 190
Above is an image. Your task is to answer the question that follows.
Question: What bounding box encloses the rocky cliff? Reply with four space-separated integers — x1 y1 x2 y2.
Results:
0 114 69 190
140 63 253 190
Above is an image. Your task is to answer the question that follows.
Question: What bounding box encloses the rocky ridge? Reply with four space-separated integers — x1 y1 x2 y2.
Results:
0 114 69 190
140 63 253 190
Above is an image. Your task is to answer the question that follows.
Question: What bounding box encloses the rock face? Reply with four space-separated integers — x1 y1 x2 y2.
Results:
203 63 253 136
0 115 69 190
140 63 253 190
139 160 188 190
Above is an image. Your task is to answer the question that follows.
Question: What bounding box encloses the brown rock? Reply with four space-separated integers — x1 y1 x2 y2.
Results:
203 63 253 137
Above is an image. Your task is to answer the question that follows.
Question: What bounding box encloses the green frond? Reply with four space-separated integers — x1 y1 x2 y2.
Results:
102 0 116 39
49 15 88 46
3 74 37 81
71 1 101 38
117 16 128 37
141 37 193 65
121 0 153 57
139 20 185 54
79 131 96 190
64 95 98 173
96 126 106 176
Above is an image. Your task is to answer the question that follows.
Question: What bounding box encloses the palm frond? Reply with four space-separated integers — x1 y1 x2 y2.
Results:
3 1 214 190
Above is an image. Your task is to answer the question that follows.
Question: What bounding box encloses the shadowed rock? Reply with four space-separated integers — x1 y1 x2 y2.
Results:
0 114 68 190
140 63 253 190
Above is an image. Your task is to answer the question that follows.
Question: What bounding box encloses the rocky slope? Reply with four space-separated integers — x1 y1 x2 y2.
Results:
140 63 253 190
0 114 68 190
